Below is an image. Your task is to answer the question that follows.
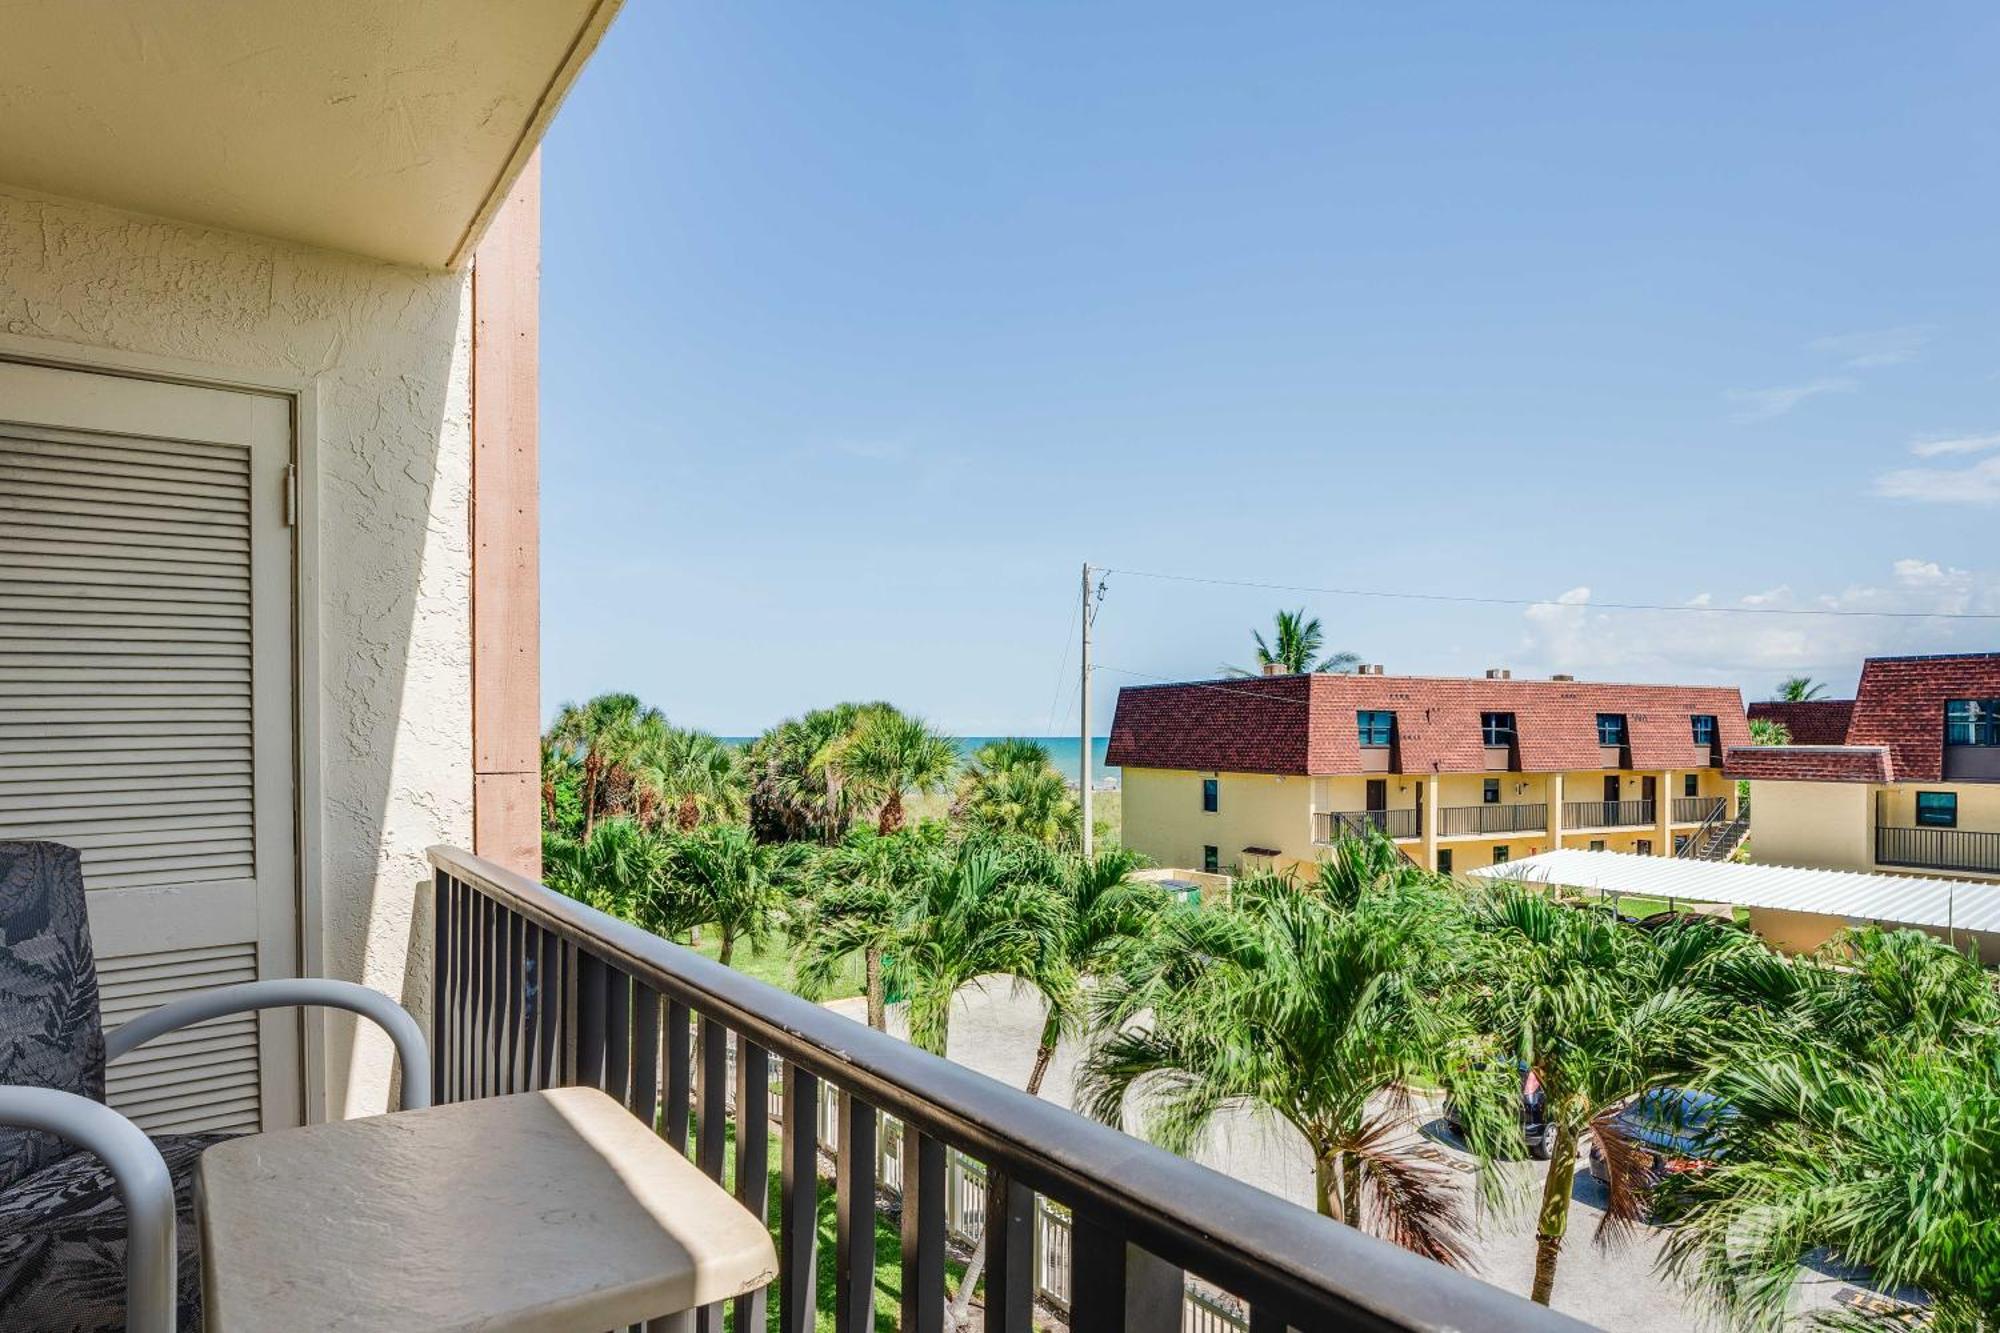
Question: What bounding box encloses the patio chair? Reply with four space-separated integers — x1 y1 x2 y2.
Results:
0 841 427 1333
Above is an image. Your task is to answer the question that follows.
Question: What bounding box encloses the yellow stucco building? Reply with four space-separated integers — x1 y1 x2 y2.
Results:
1105 667 1749 877
1731 653 2000 882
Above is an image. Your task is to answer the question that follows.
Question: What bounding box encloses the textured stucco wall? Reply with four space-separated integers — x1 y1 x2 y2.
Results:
0 186 473 1119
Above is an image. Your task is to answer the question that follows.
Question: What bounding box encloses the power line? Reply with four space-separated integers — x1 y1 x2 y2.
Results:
1045 591 1079 736
1098 566 2000 621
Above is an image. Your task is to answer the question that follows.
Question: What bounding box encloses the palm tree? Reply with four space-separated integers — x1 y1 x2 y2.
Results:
836 705 960 834
1225 608 1359 676
1774 676 1827 702
546 692 663 838
541 816 672 923
794 825 946 1030
651 824 804 966
540 735 582 835
1746 717 1791 746
1080 854 1478 1263
745 703 873 843
1465 887 1752 1304
953 739 1079 844
634 724 747 832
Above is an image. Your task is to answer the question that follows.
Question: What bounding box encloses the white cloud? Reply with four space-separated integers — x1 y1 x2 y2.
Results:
1874 453 2000 505
1513 560 2000 692
1726 378 1855 422
1808 326 1930 369
1685 592 1713 607
1908 431 2000 458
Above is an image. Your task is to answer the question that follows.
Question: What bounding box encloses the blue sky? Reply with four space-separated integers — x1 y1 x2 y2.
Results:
541 2 1999 735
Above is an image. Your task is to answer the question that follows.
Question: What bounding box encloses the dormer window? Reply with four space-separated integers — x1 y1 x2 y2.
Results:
1946 699 2000 746
1596 714 1628 747
1356 710 1394 748
1690 714 1717 747
1481 712 1516 745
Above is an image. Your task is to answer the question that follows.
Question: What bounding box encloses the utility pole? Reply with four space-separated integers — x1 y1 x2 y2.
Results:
1079 562 1095 858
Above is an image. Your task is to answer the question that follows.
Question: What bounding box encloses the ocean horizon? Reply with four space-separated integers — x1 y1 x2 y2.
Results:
720 735 1117 788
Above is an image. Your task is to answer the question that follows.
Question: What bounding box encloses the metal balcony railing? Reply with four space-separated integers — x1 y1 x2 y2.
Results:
1561 800 1656 829
1875 825 2000 876
1439 803 1547 837
1671 796 1727 824
1314 807 1422 842
427 847 1578 1333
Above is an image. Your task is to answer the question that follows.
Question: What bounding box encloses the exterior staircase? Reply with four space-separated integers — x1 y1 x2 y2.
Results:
1682 799 1751 862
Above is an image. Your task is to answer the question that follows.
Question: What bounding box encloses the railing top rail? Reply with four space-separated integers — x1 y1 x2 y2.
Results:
427 845 1582 1333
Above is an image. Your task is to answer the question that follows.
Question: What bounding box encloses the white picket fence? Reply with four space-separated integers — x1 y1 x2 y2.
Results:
730 1047 1250 1330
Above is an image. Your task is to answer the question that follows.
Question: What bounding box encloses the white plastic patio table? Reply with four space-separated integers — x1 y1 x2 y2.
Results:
195 1085 777 1332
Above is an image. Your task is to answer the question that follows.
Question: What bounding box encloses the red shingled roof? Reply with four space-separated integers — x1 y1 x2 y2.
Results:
1748 700 1854 746
1723 745 1893 784
1846 653 2000 782
1105 673 1749 776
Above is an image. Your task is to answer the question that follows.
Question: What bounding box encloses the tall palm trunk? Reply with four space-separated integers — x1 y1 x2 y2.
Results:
717 928 735 968
1339 1149 1362 1228
1314 1151 1338 1219
582 754 602 838
1530 1121 1579 1305
878 789 905 835
865 948 886 1030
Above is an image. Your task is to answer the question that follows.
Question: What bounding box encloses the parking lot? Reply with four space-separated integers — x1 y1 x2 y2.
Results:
830 982 1859 1330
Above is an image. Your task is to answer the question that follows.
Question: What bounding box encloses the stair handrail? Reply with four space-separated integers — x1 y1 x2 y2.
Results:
1678 798 1727 858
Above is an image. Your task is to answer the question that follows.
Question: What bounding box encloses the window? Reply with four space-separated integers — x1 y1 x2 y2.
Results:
1201 778 1218 813
1946 699 2000 746
1636 839 1653 856
1596 714 1628 746
1356 710 1394 748
1674 835 1690 855
1437 849 1453 874
1589 840 1607 852
1492 845 1511 865
1690 714 1717 748
1483 778 1501 805
1202 844 1220 874
1684 773 1699 798
1481 712 1516 746
1916 791 1959 828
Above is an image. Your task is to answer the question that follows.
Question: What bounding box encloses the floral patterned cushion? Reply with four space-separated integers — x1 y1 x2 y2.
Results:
0 842 105 1191
0 1130 230 1333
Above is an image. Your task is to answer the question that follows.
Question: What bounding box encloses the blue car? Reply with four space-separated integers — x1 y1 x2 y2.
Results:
1588 1087 1727 1195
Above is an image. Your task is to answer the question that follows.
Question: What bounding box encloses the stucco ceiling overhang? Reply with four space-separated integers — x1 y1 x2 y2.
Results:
0 0 621 269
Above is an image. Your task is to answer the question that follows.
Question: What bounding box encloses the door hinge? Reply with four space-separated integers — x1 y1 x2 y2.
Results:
284 463 299 527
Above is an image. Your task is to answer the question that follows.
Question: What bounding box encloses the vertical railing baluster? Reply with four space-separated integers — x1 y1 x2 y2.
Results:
455 880 475 1101
1248 1304 1292 1333
984 1169 1034 1332
1072 1221 1182 1333
664 999 692 1155
533 926 559 1089
503 909 525 1093
836 1090 877 1333
901 1129 947 1333
694 1016 729 1333
632 984 660 1130
431 873 450 1104
732 1040 771 1331
605 967 631 1104
779 1063 819 1333
577 951 607 1090
482 892 502 1098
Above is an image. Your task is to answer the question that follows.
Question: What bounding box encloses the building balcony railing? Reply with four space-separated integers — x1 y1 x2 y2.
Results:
1875 825 2000 877
1562 799 1656 830
1439 803 1547 837
427 847 1575 1333
1671 796 1727 825
1315 808 1421 842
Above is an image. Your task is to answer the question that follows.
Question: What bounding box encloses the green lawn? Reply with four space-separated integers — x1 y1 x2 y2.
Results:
699 1117 973 1332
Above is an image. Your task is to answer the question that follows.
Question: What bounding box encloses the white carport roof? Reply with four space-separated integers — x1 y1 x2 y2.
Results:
1471 848 2000 935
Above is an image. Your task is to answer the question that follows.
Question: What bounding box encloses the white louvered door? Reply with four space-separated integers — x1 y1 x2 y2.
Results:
0 359 299 1135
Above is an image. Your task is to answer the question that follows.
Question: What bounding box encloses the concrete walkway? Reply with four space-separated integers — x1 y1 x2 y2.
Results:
829 983 1855 1331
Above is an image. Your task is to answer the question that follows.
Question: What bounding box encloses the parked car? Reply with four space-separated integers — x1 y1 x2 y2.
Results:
1587 1087 1728 1197
1444 1065 1550 1159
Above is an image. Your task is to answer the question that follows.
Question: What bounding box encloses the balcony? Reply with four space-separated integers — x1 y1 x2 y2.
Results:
1876 825 2000 877
1671 796 1727 824
1439 803 1547 837
428 848 1571 1332
1315 808 1421 842
1562 800 1656 830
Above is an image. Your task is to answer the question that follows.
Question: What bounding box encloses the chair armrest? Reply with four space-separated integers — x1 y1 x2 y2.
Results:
0 1086 176 1333
105 978 431 1111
